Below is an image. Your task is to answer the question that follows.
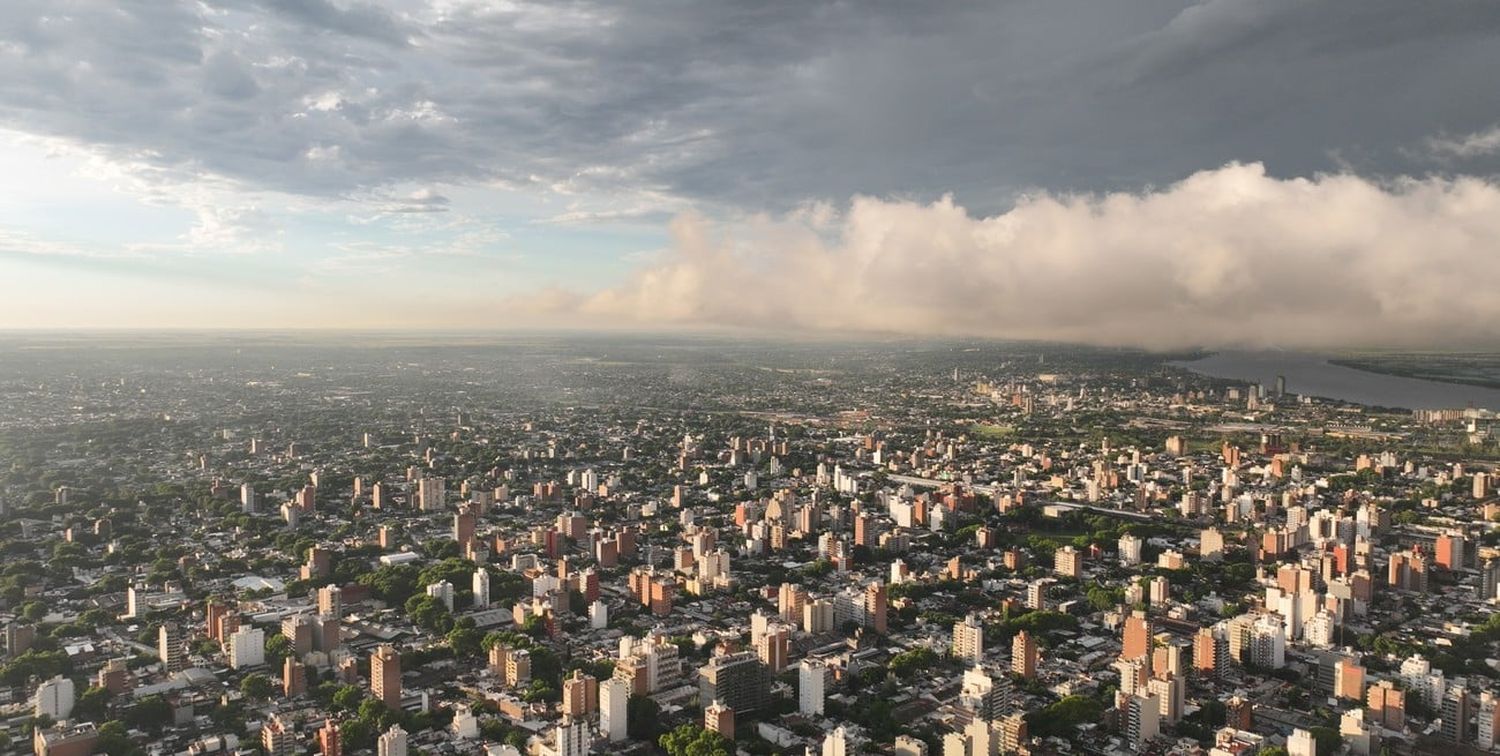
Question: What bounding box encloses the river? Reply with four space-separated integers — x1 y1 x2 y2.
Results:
1172 351 1500 411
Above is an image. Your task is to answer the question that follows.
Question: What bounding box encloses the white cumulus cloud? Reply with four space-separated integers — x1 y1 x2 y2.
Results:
522 163 1500 350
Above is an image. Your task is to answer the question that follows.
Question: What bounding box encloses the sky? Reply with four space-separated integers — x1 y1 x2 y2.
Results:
2 0 1500 348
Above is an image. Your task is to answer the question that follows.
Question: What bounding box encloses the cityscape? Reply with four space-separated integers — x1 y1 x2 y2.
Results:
5 2 1500 756
0 334 1498 756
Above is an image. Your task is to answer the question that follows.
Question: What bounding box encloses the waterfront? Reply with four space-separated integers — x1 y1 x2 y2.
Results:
1174 351 1500 411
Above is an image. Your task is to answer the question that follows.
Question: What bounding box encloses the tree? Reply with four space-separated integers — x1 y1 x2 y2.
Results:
447 626 482 657
1308 726 1342 756
96 721 145 756
341 718 376 751
123 695 173 734
405 594 453 633
357 564 421 605
659 724 731 756
74 685 112 722
890 647 938 678
265 633 293 665
1026 695 1103 738
628 694 662 740
333 684 366 711
240 673 275 701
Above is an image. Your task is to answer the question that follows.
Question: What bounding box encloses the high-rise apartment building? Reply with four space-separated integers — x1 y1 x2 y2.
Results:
371 644 402 710
952 614 984 665
158 621 186 674
1011 630 1038 680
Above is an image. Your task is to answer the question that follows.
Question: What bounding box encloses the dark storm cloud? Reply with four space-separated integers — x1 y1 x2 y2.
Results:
3 0 1498 209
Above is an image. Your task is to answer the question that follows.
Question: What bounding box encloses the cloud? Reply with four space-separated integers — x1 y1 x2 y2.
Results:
1428 125 1500 159
3 0 1500 214
522 163 1500 350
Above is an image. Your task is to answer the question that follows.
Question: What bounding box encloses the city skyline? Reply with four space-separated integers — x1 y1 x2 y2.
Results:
4 1 1500 345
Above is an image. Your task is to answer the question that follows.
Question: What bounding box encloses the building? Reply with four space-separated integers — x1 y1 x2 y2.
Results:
158 621 186 674
34 675 75 719
864 581 888 634
284 657 307 697
452 705 479 739
1054 545 1082 578
5 622 36 658
228 626 265 670
318 719 343 756
371 644 402 710
1400 654 1446 707
1127 692 1161 750
473 568 491 608
1249 614 1286 669
698 651 771 716
377 725 408 756
262 715 296 756
1334 657 1366 701
705 699 735 739
1122 610 1152 661
1200 527 1225 559
1194 626 1228 677
543 717 590 756
1147 675 1185 724
283 614 315 656
502 647 532 687
417 476 445 511
894 735 929 756
953 614 984 665
1436 531 1466 571
600 677 629 742
1119 534 1142 565
1026 579 1052 610
998 712 1028 754
1477 692 1499 750
943 717 999 756
561 670 598 717
959 665 1012 720
799 658 826 715
822 726 851 756
1011 630 1038 680
1366 680 1406 731
1443 686 1472 744
97 658 131 695
1288 728 1315 756
756 623 791 673
425 580 454 612
33 723 99 756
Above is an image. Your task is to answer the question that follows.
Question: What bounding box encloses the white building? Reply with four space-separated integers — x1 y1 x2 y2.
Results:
426 580 455 612
821 726 851 756
34 675 75 719
589 600 608 630
377 725 408 756
799 659 826 716
1119 534 1142 565
473 569 491 608
952 614 984 665
1127 692 1160 750
600 678 629 742
1287 728 1316 756
228 626 265 670
452 705 479 739
1400 654 1447 707
1250 615 1286 669
542 718 589 756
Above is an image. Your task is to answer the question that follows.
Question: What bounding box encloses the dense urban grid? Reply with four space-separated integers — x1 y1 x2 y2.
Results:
2 334 1498 756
